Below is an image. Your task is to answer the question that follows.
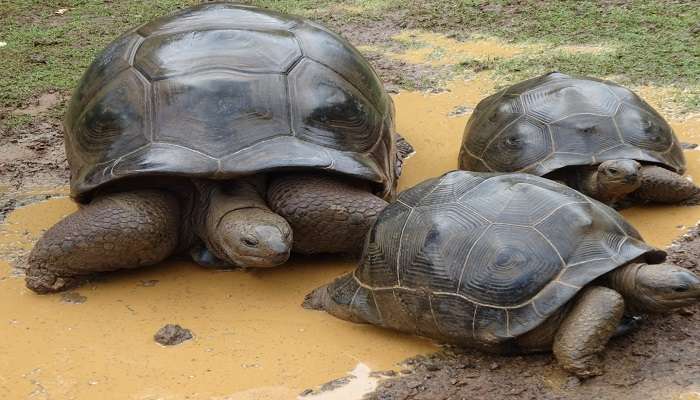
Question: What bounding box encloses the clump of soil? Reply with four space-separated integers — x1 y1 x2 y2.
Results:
366 226 700 400
153 324 193 346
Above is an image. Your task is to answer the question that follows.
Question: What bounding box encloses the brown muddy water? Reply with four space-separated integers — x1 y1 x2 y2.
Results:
1 33 700 399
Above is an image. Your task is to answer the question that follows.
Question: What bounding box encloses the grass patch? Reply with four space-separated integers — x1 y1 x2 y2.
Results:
0 0 698 113
0 0 327 109
393 0 700 111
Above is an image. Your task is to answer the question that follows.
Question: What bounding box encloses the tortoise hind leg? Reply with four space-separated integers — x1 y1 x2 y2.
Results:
552 286 624 378
267 173 388 255
26 190 180 293
634 165 698 203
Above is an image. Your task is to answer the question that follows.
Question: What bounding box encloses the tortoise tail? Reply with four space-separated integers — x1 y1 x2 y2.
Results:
302 273 369 324
302 285 331 310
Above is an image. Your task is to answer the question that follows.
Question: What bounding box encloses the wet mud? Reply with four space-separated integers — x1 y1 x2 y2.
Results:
0 18 698 400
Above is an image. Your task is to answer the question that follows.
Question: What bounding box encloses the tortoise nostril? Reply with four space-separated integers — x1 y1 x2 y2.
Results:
242 236 259 247
624 174 639 184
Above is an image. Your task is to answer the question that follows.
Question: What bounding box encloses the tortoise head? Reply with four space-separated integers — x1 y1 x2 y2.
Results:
214 208 292 268
597 159 642 197
631 263 700 312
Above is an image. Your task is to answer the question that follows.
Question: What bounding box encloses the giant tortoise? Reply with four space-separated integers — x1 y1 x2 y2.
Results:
459 72 697 206
305 171 700 377
26 3 413 293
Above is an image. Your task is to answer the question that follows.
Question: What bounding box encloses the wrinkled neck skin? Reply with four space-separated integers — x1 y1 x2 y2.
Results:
608 262 700 313
193 177 292 268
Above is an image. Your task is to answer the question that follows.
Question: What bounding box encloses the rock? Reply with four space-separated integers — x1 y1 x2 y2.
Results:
60 292 86 304
154 324 193 346
425 363 440 371
564 376 581 389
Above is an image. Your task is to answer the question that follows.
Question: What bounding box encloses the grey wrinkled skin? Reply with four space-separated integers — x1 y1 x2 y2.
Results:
27 173 390 293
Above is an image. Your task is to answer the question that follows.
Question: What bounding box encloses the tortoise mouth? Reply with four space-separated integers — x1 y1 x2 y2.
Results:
232 252 290 268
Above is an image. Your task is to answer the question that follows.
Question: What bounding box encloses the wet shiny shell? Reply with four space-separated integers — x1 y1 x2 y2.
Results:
330 171 664 345
65 3 396 200
459 72 685 176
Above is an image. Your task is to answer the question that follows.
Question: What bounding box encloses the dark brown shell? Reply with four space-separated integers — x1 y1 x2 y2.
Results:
65 3 396 200
324 171 664 345
459 72 685 177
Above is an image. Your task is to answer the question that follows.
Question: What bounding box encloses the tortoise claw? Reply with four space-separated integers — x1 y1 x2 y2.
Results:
25 266 85 294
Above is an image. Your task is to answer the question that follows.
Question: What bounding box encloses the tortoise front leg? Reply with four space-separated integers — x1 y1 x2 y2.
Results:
634 165 698 203
552 286 624 378
26 190 180 294
267 173 388 255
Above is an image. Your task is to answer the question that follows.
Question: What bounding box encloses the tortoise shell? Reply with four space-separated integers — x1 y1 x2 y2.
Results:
65 3 397 200
329 171 664 346
459 72 685 177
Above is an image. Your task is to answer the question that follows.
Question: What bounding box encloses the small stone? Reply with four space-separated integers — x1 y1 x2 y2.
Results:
400 369 413 375
407 381 422 389
373 369 397 377
508 387 527 395
489 362 500 370
463 371 480 379
154 324 193 346
299 388 313 396
29 54 46 64
384 84 400 94
319 376 352 392
448 105 472 117
564 376 581 389
60 292 87 304
677 307 694 316
139 279 159 287
425 363 440 371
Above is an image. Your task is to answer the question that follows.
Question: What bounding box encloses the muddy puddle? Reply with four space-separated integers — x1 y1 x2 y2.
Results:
1 32 699 399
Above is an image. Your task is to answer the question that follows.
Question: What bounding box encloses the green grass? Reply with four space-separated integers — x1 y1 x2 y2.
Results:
1 0 698 113
393 0 700 112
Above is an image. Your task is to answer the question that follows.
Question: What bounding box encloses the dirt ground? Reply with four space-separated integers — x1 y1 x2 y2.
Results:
0 4 698 400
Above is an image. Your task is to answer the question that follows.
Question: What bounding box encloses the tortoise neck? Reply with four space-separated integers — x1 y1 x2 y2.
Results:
193 178 271 259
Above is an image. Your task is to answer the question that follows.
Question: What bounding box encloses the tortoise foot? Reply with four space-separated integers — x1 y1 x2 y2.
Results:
25 266 86 294
553 286 624 378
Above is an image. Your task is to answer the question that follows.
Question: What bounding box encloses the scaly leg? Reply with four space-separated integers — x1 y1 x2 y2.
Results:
552 286 624 378
26 190 180 293
267 173 388 255
634 165 698 203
